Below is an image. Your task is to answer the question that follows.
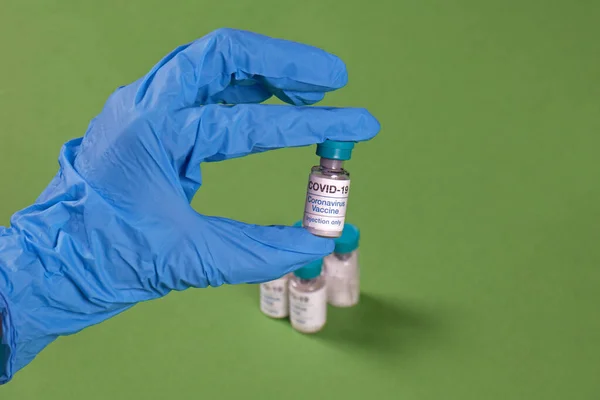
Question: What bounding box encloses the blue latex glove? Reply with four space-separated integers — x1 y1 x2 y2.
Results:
0 28 379 383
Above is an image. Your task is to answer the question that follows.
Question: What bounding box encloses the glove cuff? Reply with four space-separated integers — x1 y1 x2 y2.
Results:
0 228 19 384
0 227 51 385
0 290 14 384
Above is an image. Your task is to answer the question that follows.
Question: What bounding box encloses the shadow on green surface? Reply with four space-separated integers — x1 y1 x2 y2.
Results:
241 284 441 362
313 293 441 363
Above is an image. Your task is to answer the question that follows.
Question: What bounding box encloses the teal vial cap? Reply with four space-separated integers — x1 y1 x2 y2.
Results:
334 223 360 253
294 258 323 280
316 140 355 161
293 220 303 227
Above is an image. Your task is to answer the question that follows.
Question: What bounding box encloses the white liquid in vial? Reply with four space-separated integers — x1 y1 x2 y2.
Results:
324 251 360 307
289 283 327 333
260 276 290 318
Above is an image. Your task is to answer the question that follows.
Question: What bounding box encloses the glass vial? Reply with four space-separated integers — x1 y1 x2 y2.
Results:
289 259 327 334
260 274 290 319
303 141 355 238
324 223 361 307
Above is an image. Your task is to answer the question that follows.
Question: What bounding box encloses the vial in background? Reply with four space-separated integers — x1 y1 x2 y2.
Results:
289 259 327 334
324 223 361 307
260 274 291 319
303 140 354 238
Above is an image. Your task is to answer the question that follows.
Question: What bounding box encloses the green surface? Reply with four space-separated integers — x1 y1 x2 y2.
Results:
1 0 599 399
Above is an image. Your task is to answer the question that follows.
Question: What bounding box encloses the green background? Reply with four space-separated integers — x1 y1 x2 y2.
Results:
1 0 599 399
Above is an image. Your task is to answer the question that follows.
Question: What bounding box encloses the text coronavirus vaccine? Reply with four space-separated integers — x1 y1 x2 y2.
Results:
303 141 354 238
260 275 290 318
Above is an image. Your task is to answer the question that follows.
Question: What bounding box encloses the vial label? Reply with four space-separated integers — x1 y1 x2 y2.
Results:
303 175 351 235
260 277 289 318
324 254 360 307
289 285 327 333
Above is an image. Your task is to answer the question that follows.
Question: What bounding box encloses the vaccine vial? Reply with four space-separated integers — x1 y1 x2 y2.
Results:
324 223 361 307
303 140 354 238
260 274 290 319
289 259 327 334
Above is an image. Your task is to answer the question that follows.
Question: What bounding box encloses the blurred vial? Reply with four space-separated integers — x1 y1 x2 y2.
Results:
260 274 291 319
302 141 354 238
324 223 360 307
289 259 327 334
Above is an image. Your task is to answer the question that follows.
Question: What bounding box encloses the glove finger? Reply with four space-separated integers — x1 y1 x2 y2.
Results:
210 79 273 104
160 216 333 289
174 104 380 164
273 90 326 106
134 28 348 107
208 79 329 106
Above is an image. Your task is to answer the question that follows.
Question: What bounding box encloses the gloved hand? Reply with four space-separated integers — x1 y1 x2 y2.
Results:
0 28 379 383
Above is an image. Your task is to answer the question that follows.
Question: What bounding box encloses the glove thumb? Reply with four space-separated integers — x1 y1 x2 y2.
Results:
159 215 333 290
